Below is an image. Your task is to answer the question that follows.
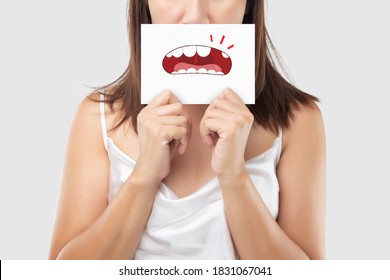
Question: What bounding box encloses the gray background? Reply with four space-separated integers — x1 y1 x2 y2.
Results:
0 0 389 259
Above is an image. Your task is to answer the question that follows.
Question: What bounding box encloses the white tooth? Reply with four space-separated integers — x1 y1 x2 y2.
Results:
172 71 178 74
198 68 207 74
183 46 197 57
222 52 229 58
178 69 187 74
208 70 216 74
216 71 224 75
197 46 211 57
187 68 197 73
172 48 183 58
167 52 173 58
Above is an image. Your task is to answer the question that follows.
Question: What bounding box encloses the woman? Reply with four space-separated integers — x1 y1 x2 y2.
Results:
50 0 326 260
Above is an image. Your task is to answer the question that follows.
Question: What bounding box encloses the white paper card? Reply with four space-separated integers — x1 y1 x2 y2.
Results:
141 24 255 104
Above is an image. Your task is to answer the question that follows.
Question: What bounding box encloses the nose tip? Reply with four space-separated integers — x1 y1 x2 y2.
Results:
181 1 210 24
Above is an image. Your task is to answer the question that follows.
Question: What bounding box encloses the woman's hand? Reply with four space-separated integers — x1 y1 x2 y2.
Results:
200 88 254 182
134 90 192 186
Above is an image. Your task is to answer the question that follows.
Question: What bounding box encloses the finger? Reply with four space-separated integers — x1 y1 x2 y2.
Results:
199 116 213 146
209 98 244 115
147 90 171 108
200 117 221 139
203 134 214 146
154 105 192 135
177 111 192 154
169 140 180 160
206 110 254 138
177 126 191 155
162 125 191 155
218 88 246 107
158 115 188 127
149 103 185 116
200 117 228 146
148 90 181 109
161 125 188 145
204 108 237 121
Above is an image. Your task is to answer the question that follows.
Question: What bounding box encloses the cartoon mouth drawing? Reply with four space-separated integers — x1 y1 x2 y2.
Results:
162 45 232 76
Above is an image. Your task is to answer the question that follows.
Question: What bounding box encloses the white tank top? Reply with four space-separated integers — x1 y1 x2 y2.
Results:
99 93 281 259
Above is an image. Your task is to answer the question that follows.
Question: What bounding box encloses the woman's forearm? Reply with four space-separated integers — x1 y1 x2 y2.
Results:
56 171 158 260
220 173 309 260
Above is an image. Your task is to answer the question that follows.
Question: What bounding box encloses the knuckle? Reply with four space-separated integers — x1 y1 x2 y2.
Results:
137 113 145 124
215 99 225 108
162 90 172 99
213 98 221 106
141 116 151 126
245 111 254 123
175 103 184 113
180 127 187 136
203 108 211 118
224 87 233 94
238 115 247 126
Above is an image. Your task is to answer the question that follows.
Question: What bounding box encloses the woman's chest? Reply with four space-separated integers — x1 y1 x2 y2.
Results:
109 122 279 197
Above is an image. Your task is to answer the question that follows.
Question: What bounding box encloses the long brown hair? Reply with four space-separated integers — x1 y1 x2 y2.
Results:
90 0 318 133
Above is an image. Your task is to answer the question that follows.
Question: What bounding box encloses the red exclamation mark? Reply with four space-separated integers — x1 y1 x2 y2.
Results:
220 35 225 44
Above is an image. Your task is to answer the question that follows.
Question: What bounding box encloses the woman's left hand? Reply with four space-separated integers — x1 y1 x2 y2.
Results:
200 88 254 182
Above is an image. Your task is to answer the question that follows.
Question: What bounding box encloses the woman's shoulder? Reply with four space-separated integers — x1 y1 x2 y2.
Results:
291 100 323 129
79 89 137 149
77 91 102 116
81 88 118 114
67 92 107 153
282 100 325 151
76 89 123 129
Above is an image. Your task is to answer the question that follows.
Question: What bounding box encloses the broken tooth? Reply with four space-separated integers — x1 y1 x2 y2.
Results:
208 70 216 74
187 68 197 73
166 52 173 58
216 71 224 75
198 68 207 74
183 46 197 57
178 69 187 74
197 46 211 57
222 52 229 58
172 71 178 74
172 48 183 58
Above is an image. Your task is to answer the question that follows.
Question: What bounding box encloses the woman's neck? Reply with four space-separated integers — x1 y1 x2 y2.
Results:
182 104 208 124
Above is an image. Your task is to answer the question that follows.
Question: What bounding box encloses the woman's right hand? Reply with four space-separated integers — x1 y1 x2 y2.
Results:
133 90 192 186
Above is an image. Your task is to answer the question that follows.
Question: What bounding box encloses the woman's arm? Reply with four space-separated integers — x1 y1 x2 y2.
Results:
221 102 326 259
49 93 157 260
50 90 191 259
274 102 326 259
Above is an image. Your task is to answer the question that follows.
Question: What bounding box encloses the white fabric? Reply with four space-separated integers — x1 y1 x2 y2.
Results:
99 93 281 259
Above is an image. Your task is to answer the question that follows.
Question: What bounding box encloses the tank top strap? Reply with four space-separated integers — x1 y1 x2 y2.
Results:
98 91 108 151
276 126 283 164
278 125 283 141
